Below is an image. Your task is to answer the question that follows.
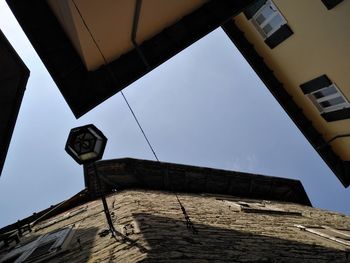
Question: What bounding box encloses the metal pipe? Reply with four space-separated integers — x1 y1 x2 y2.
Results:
131 0 150 70
317 133 350 149
92 162 117 238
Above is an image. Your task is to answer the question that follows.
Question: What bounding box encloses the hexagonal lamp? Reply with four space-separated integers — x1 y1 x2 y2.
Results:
65 124 107 165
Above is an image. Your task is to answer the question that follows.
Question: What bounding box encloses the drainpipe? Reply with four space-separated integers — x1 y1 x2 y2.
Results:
131 0 150 70
317 133 350 149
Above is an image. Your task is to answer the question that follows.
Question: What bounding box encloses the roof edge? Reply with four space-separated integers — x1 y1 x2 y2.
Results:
6 0 255 118
84 157 312 207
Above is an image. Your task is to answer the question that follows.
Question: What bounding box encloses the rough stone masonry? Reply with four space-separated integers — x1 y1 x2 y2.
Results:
2 189 349 263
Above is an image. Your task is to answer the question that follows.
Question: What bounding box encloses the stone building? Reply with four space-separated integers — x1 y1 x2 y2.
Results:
1 158 350 262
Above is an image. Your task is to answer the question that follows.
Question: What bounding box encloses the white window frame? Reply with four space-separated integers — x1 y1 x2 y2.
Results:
296 225 350 247
307 83 350 114
251 0 287 39
219 199 302 216
0 226 73 263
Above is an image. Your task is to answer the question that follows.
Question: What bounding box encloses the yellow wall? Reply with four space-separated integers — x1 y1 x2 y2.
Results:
235 0 350 160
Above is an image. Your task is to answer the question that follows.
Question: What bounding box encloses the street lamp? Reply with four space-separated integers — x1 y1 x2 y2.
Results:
65 124 116 237
65 124 107 164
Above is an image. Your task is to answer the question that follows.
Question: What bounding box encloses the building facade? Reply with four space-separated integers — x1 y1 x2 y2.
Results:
223 0 350 186
1 158 350 262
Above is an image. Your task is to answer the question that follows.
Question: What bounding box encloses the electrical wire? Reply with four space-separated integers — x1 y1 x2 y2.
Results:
72 0 196 234
129 1 197 234
120 92 159 162
72 0 159 162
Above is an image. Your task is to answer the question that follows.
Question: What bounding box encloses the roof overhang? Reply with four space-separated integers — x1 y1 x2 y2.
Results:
6 0 255 118
0 30 29 176
222 19 350 188
84 158 312 206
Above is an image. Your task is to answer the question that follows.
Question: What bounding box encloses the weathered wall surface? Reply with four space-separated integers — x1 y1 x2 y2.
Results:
4 190 350 262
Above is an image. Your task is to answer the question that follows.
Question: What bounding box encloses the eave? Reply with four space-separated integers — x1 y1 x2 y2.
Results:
6 0 255 118
84 158 312 207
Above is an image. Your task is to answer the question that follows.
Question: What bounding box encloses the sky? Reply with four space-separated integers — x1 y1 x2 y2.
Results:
0 2 349 228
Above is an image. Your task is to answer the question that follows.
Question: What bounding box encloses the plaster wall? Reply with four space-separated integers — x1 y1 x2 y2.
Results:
234 0 350 160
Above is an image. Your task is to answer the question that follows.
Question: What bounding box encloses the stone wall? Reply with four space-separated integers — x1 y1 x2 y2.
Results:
2 190 350 262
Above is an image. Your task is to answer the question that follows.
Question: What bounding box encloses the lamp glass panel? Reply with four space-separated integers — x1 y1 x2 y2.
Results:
79 152 98 161
93 138 103 154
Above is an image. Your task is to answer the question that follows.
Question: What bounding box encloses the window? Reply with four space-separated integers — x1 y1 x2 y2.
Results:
296 225 350 247
251 1 286 39
218 198 302 216
0 226 73 263
238 201 301 216
300 75 350 121
307 84 349 113
244 0 293 48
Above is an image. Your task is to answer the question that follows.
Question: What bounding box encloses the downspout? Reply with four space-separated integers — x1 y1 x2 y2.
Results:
131 0 150 70
317 134 350 149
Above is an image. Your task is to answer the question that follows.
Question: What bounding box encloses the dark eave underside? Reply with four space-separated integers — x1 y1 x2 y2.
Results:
6 0 255 118
0 30 29 176
84 158 312 207
222 20 350 188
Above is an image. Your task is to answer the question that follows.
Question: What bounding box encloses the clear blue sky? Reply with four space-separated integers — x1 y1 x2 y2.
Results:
0 2 349 228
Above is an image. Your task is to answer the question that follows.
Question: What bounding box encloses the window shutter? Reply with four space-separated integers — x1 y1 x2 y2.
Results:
37 227 72 252
300 75 331 94
296 225 350 246
24 241 56 261
322 108 350 122
0 237 40 263
220 199 301 216
49 227 72 251
300 75 350 121
264 24 294 49
0 227 73 263
321 0 344 10
243 0 267 19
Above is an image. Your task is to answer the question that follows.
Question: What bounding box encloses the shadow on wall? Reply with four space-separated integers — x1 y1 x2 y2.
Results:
65 226 100 262
133 213 349 263
4 215 349 262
